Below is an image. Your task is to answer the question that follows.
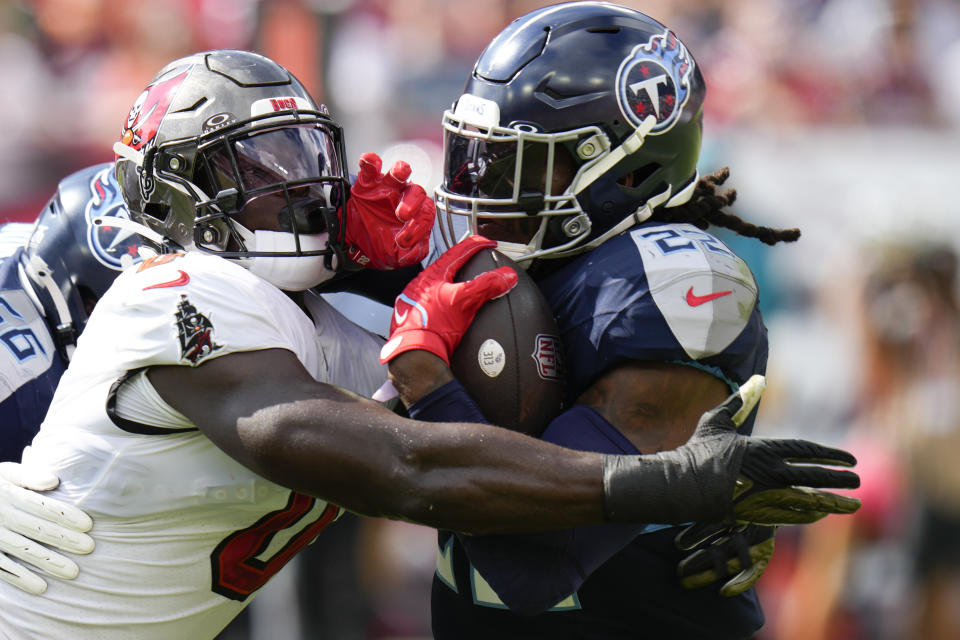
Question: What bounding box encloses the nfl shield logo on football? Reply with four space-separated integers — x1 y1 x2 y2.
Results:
532 334 563 381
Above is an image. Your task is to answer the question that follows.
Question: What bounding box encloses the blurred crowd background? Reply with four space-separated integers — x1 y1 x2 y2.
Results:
2 0 959 638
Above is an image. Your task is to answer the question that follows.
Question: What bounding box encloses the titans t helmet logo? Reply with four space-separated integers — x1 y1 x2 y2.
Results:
84 166 143 271
616 29 695 134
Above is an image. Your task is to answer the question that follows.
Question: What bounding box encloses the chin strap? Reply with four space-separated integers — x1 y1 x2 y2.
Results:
112 141 144 167
556 114 699 258
21 255 77 363
571 115 657 197
568 169 700 256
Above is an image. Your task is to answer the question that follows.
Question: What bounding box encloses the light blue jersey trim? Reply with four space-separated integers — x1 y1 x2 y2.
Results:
667 359 739 393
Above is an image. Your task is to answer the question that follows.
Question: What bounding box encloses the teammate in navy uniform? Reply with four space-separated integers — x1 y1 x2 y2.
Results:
0 222 62 462
400 3 815 638
0 163 142 462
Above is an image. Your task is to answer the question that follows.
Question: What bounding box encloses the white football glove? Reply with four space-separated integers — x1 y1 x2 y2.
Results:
0 462 94 594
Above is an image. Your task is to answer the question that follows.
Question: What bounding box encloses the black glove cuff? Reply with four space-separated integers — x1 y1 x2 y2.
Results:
603 431 750 525
603 453 726 524
603 454 663 522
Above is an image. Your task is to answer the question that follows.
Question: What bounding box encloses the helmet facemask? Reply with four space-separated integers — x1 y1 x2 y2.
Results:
435 94 602 264
119 111 350 290
435 94 698 265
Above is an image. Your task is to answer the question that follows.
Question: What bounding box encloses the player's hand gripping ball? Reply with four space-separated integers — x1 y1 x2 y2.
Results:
380 235 564 436
380 235 518 365
450 247 564 437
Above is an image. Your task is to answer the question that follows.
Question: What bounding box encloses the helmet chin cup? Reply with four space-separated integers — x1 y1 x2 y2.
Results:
232 223 334 291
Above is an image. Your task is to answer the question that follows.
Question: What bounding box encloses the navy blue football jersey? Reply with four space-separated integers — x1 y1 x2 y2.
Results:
431 222 768 639
0 164 141 463
542 222 767 426
0 244 66 462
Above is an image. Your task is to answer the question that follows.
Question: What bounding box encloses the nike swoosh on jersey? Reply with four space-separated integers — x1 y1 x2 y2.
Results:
394 307 409 324
143 270 191 290
685 286 733 306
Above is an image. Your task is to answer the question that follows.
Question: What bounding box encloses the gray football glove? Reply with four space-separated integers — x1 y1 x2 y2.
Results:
675 522 776 596
602 375 861 526
0 462 94 595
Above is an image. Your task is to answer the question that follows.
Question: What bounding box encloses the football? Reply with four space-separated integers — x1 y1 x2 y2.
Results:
451 249 564 437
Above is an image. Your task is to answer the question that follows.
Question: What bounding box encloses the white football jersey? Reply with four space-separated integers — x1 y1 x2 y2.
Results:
0 252 385 639
303 289 388 399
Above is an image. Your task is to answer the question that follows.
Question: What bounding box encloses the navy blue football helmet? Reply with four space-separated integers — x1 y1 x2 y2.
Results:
435 1 706 262
21 163 144 359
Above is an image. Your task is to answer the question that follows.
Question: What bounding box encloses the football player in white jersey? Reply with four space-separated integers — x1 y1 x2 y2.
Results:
0 138 425 600
0 49 862 639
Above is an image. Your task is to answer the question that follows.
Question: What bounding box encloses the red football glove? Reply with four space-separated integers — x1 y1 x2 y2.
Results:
342 152 435 270
379 235 518 365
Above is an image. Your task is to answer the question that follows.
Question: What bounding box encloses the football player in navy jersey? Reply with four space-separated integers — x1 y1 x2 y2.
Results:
0 163 144 460
382 3 834 638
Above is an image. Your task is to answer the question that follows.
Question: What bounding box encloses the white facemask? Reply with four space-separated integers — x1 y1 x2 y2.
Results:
494 240 536 268
491 219 548 270
233 225 335 291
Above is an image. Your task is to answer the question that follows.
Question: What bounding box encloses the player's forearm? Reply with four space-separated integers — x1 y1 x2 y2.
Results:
374 419 606 534
386 350 454 405
241 400 606 534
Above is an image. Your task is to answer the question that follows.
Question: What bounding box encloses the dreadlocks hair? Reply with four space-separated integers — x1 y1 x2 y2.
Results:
653 167 801 246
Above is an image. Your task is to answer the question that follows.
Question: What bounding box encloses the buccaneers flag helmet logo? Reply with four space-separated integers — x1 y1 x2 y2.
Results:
120 70 188 151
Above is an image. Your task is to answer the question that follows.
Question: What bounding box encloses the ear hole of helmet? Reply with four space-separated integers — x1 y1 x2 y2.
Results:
77 285 99 317
617 162 660 190
143 203 167 221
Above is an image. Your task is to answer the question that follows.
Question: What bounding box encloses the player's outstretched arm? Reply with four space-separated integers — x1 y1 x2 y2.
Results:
0 462 95 595
147 347 602 535
149 237 861 536
148 348 859 536
602 376 862 526
379 236 862 530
